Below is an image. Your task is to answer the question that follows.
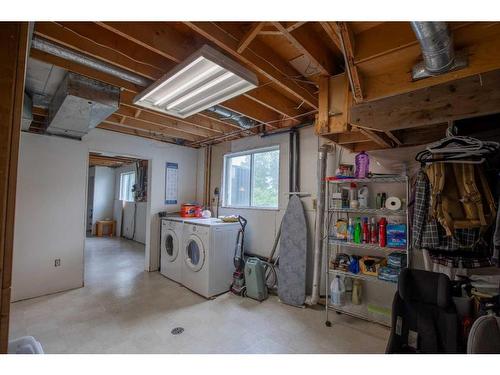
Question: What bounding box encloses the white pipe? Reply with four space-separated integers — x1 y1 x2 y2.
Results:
306 143 332 305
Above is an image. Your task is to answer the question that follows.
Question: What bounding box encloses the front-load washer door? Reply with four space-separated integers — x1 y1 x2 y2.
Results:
164 229 179 262
185 235 205 272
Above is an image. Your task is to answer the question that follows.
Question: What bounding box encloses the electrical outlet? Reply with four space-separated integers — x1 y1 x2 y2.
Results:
54 258 61 267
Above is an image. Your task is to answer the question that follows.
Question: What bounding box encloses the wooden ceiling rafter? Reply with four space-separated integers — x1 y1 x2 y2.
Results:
272 22 337 76
335 22 363 102
184 22 319 109
96 21 308 121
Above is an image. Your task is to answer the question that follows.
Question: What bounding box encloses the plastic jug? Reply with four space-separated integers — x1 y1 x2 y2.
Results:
330 276 346 306
358 185 369 208
355 151 370 178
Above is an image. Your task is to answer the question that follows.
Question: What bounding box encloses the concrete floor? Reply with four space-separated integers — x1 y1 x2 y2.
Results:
9 237 389 354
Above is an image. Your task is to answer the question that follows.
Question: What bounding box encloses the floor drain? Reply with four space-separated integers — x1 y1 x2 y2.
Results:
171 327 184 335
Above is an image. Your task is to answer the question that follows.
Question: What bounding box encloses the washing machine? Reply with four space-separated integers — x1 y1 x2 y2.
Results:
181 218 240 298
160 216 185 283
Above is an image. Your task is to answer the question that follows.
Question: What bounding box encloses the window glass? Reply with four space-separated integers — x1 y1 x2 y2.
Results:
120 171 136 202
223 147 279 209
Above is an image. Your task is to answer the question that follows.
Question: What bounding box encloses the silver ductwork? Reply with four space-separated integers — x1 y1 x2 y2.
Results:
47 72 119 139
306 143 333 306
410 22 468 80
206 105 255 129
31 36 151 87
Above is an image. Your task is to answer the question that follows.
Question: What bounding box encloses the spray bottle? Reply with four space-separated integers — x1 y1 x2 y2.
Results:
347 218 354 242
370 217 378 244
354 218 362 244
379 217 387 247
362 217 370 243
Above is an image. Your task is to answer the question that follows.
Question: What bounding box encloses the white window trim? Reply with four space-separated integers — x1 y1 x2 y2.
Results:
222 145 280 210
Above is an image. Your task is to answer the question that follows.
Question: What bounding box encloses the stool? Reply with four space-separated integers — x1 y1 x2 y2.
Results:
96 220 115 237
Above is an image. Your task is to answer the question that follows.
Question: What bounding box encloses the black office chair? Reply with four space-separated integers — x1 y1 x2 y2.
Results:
386 268 459 353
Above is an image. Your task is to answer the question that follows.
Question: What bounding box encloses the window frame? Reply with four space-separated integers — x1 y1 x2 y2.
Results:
222 145 280 210
119 171 136 202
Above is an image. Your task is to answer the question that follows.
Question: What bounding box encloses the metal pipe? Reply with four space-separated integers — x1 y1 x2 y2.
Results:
294 128 300 192
205 105 254 129
306 143 333 306
260 121 313 138
31 36 151 87
410 22 468 80
289 130 295 192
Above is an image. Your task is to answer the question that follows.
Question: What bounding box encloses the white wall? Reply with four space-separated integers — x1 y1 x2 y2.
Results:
12 133 87 301
91 166 115 234
12 128 198 301
207 126 321 291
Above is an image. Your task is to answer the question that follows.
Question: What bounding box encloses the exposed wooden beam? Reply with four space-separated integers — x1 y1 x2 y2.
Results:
336 22 363 102
106 114 202 142
98 122 181 144
385 131 403 146
116 107 217 138
221 95 280 129
316 75 329 134
330 132 371 144
358 22 500 101
0 22 29 354
184 22 318 109
237 22 265 53
96 22 307 122
319 22 342 51
358 128 393 148
351 69 500 132
34 22 170 81
273 22 336 76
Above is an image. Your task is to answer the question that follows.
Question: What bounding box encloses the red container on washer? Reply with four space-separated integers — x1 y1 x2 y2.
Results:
180 204 202 218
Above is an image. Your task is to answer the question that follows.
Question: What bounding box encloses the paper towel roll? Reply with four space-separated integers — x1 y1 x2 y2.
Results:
385 196 402 211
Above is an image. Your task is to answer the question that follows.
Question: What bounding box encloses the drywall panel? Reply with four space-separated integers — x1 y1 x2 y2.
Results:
91 166 115 234
12 133 87 301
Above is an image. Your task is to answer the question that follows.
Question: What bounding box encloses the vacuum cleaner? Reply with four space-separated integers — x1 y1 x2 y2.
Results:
230 215 247 296
229 216 269 301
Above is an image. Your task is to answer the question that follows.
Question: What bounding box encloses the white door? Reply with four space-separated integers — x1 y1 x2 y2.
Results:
184 235 205 272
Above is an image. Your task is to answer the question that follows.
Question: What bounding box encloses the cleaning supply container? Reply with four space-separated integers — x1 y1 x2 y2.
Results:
180 204 202 218
330 276 346 306
355 151 370 178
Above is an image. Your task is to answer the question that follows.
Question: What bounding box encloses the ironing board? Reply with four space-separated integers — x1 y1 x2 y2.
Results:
278 195 307 306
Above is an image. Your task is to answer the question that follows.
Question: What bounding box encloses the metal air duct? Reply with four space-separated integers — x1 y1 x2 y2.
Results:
206 105 255 129
47 72 119 139
410 22 468 80
31 36 151 87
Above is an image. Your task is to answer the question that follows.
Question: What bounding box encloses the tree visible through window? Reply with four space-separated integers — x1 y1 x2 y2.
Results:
224 147 279 208
120 171 136 202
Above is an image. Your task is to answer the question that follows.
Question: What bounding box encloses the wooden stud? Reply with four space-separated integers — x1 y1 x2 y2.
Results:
0 22 29 353
237 22 265 53
273 22 336 76
336 22 363 102
184 22 318 109
358 128 392 148
316 75 330 134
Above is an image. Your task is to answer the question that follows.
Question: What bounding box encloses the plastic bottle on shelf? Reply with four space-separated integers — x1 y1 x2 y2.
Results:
358 185 369 208
349 182 359 209
379 217 387 247
376 193 382 209
354 218 362 244
355 151 370 179
330 276 346 306
362 217 370 243
347 218 354 242
370 217 378 244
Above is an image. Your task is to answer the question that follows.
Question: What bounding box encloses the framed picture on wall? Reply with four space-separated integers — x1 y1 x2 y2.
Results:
165 162 178 205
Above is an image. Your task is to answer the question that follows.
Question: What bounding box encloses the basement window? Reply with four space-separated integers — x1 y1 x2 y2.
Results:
120 171 136 202
223 146 280 209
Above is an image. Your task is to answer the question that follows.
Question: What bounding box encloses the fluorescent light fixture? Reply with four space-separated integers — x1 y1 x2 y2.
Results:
133 45 258 119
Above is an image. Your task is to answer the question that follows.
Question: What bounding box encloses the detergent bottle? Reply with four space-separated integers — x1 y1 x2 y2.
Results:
347 218 354 242
354 218 362 244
